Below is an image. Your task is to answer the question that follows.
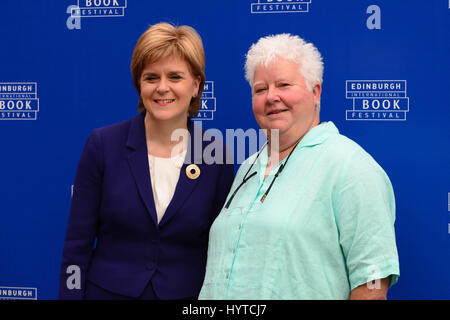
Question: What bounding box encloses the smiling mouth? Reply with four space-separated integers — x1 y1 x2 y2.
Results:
267 109 287 116
154 99 175 105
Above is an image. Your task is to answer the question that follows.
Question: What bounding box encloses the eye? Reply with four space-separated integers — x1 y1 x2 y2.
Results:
169 73 183 81
143 75 158 82
278 82 290 88
254 87 267 94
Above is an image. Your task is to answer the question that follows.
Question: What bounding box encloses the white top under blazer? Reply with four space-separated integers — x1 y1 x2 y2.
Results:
148 149 187 224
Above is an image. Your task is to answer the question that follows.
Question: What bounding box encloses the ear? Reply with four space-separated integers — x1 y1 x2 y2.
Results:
312 83 322 106
193 75 201 97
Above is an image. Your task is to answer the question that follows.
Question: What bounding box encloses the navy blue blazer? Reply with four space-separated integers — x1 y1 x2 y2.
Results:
59 112 234 299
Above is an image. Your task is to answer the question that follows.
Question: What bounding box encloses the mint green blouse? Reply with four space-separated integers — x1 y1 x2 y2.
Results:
199 122 399 300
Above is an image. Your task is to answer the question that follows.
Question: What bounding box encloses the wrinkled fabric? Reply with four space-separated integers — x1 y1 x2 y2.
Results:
199 122 399 300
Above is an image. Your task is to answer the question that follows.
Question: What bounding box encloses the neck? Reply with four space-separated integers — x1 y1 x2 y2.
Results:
267 117 320 165
144 112 189 157
267 136 297 166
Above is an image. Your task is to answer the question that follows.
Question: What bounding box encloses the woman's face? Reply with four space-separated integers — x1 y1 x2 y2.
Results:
140 55 200 123
252 58 321 144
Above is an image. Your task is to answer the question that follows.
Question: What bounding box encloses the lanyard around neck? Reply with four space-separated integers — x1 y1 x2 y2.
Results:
224 140 300 209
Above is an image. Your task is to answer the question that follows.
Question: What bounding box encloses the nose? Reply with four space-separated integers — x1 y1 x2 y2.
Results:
156 77 169 94
266 86 280 104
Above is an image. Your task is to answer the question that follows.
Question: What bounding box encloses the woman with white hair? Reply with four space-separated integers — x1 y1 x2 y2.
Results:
199 34 400 300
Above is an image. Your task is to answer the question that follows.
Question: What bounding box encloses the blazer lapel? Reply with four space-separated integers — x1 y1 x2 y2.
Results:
126 112 158 227
159 120 203 227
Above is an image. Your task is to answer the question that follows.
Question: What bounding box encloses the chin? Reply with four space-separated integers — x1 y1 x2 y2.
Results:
259 120 288 132
151 110 187 122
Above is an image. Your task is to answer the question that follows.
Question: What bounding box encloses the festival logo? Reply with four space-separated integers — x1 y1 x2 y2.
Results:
251 0 311 14
67 0 127 30
0 82 39 120
194 81 216 121
0 287 37 300
345 80 410 121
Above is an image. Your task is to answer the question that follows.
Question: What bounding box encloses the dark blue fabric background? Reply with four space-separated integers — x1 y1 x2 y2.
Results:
0 0 449 299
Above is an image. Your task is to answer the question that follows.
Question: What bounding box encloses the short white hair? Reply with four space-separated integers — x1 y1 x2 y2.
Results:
244 33 324 91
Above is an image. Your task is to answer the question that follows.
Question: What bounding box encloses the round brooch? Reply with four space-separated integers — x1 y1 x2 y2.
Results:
186 164 200 180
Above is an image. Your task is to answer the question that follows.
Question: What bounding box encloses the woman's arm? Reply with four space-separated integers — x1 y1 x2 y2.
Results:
58 130 103 299
350 277 390 300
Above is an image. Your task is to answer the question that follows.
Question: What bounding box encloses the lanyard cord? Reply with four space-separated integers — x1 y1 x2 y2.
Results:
224 139 301 208
224 144 266 209
260 139 300 203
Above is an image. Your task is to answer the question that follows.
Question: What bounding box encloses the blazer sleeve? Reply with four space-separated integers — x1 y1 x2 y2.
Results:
211 162 235 223
58 129 104 299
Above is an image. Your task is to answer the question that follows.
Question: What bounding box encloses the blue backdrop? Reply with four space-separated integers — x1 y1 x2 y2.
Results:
0 0 449 300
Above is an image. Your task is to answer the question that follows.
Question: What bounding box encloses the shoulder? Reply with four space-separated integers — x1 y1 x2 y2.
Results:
84 113 143 151
322 131 381 171
188 120 235 166
320 132 392 193
91 113 142 140
80 113 144 159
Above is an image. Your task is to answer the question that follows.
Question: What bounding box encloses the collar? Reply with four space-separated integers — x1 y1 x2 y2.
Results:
297 121 339 148
253 122 339 183
126 111 203 165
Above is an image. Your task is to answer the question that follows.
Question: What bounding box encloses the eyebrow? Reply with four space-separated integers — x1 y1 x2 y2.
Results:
142 70 186 76
252 81 266 88
253 77 290 86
